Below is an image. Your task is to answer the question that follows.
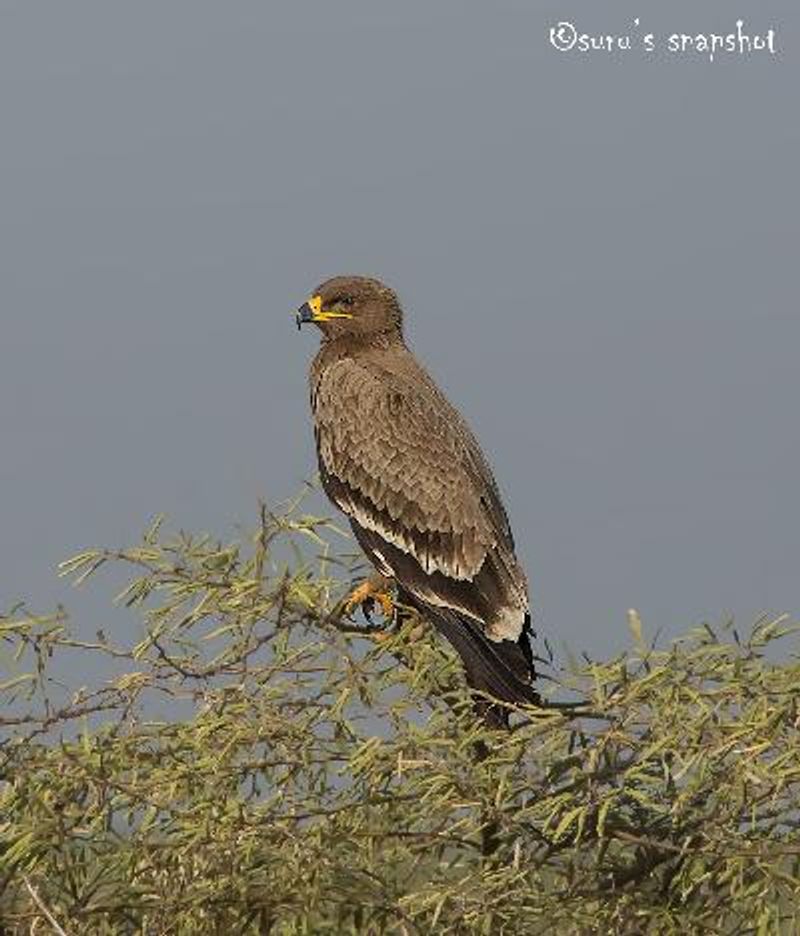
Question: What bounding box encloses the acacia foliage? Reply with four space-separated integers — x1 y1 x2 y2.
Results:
1 501 799 934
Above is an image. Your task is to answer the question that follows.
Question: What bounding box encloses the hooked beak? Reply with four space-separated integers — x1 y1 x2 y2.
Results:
296 300 315 330
296 294 322 330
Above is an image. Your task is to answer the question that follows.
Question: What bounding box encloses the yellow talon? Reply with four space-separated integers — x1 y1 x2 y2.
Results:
344 576 395 620
374 591 394 619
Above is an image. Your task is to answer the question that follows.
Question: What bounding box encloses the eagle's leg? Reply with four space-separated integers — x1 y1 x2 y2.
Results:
344 573 395 625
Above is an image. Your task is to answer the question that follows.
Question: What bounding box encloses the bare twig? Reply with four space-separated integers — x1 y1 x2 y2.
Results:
23 877 70 936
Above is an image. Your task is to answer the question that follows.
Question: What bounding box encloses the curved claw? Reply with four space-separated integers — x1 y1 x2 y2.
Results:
344 578 395 622
361 595 376 624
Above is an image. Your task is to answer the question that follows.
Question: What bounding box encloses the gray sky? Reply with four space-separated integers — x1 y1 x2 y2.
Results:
1 1 798 666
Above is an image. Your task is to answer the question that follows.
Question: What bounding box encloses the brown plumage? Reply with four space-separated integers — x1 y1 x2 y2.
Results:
297 275 538 726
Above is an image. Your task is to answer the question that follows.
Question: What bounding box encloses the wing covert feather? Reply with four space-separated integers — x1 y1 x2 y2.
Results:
312 355 512 581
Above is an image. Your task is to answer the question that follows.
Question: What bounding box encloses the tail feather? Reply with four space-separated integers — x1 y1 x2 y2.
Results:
398 590 538 728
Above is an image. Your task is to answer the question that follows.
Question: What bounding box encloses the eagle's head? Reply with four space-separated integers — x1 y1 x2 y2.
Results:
296 275 403 340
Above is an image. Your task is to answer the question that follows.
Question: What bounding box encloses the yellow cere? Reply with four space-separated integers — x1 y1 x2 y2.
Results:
311 293 354 321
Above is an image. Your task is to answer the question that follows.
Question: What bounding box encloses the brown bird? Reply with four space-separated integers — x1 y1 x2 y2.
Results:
296 275 538 727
